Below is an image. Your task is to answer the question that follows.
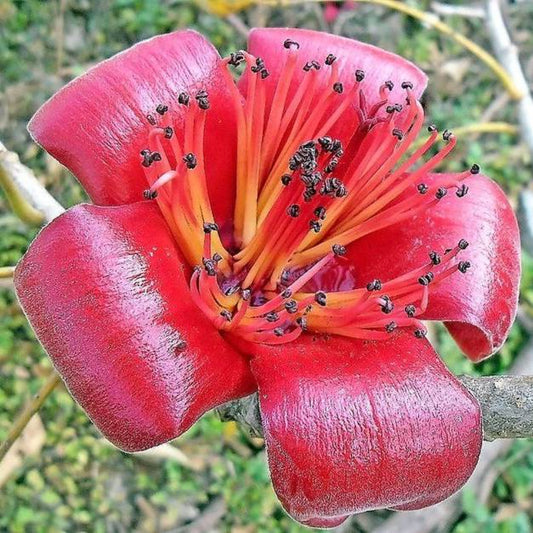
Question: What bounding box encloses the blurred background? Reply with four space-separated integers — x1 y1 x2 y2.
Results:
1 0 533 531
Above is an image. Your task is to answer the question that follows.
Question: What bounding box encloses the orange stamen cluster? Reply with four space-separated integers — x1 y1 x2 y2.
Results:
140 39 477 344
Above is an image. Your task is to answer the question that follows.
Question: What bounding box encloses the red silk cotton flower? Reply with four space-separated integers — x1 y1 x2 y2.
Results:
15 28 520 527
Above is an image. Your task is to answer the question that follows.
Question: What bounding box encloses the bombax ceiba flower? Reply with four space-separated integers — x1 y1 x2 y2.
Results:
15 29 520 528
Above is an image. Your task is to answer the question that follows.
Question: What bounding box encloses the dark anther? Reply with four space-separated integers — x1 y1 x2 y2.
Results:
428 124 437 133
458 239 469 250
195 90 210 110
456 184 469 198
309 220 322 233
141 151 153 167
325 53 337 65
429 251 441 265
213 253 222 263
386 105 395 114
146 114 156 126
282 289 292 298
178 92 190 106
156 104 168 115
401 81 414 90
283 38 300 49
220 310 232 321
458 261 471 273
203 259 216 276
366 279 382 291
260 69 270 79
414 329 427 338
394 103 403 112
183 153 198 169
151 152 162 163
333 82 344 94
380 296 394 314
443 129 454 142
197 98 209 110
285 300 298 314
384 80 394 91
303 188 317 203
435 187 448 200
325 158 338 173
354 70 365 82
164 126 173 139
143 189 157 200
417 183 428 194
228 51 245 66
281 174 293 186
241 289 251 301
266 312 279 322
314 206 327 220
287 204 301 217
405 304 416 317
470 163 480 174
385 321 397 333
332 244 346 256
418 273 434 286
296 316 308 331
392 129 404 140
315 291 327 306
203 222 219 233
335 184 348 198
303 61 321 72
273 328 284 337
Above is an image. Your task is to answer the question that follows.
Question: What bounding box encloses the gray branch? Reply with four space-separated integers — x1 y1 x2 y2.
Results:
217 372 533 442
484 0 533 159
0 141 64 222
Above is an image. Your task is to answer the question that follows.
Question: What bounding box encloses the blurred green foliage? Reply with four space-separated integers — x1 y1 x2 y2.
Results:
1 0 533 531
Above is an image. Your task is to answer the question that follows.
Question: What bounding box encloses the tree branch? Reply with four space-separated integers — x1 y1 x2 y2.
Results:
217 372 533 441
484 0 533 160
0 371 61 463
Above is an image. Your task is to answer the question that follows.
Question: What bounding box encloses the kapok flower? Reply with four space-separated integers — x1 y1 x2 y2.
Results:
15 29 520 528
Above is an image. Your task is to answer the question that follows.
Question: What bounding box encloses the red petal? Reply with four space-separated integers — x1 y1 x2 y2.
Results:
15 202 254 452
243 27 427 141
28 31 237 226
249 332 481 525
326 173 520 362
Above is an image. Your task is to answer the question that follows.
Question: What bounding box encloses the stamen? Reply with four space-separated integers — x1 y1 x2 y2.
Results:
138 46 477 347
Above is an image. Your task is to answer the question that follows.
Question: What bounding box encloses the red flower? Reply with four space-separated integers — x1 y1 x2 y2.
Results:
15 29 520 527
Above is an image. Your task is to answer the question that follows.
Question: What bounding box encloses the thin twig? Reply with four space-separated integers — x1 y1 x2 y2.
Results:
0 371 61 463
0 149 45 226
484 0 533 161
0 141 64 223
225 13 251 38
431 2 485 19
0 266 15 279
55 0 67 74
257 0 522 99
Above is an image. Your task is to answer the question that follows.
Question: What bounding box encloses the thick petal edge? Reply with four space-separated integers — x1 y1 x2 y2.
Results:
340 173 520 362
28 30 238 225
15 202 255 451
248 332 482 526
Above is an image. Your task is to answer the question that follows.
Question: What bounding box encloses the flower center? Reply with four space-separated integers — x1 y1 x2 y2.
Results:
139 39 476 345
